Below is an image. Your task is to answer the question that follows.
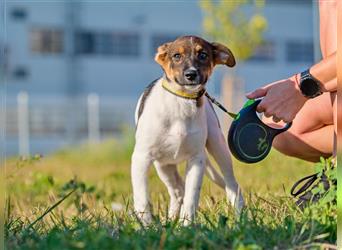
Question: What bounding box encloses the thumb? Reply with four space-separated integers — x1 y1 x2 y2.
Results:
246 85 271 99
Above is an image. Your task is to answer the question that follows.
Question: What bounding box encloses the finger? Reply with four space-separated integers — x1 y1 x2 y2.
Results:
282 116 293 124
246 84 272 99
256 100 268 113
256 103 265 113
264 111 272 118
246 88 267 99
272 116 281 123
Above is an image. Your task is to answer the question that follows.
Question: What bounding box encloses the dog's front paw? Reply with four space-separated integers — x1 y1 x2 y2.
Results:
179 208 195 226
168 209 179 221
235 196 245 212
180 217 192 226
135 210 153 226
234 192 245 213
225 187 244 213
168 200 183 220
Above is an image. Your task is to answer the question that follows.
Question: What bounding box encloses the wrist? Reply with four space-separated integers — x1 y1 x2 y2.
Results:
290 74 309 102
291 73 303 93
293 73 300 87
308 67 326 92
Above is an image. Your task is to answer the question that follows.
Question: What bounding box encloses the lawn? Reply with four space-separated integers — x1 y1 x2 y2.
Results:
4 132 337 249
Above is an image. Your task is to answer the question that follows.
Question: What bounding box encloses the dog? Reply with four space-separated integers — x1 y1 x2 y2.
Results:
131 35 244 225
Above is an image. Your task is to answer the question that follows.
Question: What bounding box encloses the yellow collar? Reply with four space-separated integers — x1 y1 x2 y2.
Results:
161 79 206 100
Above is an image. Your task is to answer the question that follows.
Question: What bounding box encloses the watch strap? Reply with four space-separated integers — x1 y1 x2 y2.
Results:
300 69 310 80
299 69 323 98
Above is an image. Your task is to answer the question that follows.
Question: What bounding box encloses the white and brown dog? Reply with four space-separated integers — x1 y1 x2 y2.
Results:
131 36 244 225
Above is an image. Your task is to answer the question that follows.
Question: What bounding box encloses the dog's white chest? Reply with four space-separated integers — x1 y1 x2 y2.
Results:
135 81 208 164
154 118 206 164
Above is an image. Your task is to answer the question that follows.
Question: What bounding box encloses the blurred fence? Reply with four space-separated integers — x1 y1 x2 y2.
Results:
5 76 246 156
6 92 137 156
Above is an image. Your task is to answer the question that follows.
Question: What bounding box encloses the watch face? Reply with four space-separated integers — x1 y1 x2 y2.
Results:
300 78 320 97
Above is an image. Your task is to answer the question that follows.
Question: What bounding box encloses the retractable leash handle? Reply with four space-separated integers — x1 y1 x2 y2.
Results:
227 99 292 163
205 93 292 163
252 99 292 136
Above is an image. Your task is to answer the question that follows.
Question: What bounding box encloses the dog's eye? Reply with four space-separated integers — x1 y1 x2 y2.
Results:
199 52 208 60
173 53 181 61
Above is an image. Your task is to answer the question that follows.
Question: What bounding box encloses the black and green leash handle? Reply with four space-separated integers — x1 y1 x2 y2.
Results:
228 99 292 163
206 93 292 163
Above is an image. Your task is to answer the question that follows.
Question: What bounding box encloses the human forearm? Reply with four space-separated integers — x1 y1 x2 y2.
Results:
322 77 337 92
309 52 336 92
245 51 336 123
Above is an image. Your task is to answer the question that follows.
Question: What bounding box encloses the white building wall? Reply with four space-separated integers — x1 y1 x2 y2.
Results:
6 2 68 97
3 1 316 155
4 1 315 97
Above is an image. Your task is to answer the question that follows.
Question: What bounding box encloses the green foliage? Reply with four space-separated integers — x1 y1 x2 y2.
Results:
54 128 134 166
312 158 336 203
200 0 267 61
300 157 337 243
6 193 336 249
4 138 337 249
59 178 96 214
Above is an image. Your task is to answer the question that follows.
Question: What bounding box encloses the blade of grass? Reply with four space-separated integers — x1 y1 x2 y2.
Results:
24 188 76 232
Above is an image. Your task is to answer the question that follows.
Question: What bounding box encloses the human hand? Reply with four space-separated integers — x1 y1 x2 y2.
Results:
246 75 308 123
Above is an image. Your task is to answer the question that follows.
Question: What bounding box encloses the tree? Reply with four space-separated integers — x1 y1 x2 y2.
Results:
200 0 267 61
200 0 268 132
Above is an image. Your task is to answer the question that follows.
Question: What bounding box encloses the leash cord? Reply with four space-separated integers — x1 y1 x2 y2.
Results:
205 92 238 119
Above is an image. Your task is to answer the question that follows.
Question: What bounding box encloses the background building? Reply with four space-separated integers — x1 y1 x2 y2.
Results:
1 0 317 156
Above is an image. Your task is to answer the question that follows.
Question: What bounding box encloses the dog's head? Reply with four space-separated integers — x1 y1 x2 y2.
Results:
155 35 235 87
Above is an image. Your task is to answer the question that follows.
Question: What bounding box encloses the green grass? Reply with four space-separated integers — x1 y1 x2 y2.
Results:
5 134 337 249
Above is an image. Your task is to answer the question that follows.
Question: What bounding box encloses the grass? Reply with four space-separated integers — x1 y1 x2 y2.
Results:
4 132 337 249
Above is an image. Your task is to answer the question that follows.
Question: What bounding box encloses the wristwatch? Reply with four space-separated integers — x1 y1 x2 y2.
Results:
299 69 323 98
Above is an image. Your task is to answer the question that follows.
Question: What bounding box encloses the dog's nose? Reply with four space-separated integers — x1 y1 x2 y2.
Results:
184 69 198 81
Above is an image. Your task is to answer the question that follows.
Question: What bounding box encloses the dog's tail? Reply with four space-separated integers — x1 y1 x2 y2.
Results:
205 157 226 189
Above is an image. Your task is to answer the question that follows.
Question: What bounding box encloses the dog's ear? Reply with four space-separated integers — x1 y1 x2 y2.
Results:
211 42 236 67
155 42 171 66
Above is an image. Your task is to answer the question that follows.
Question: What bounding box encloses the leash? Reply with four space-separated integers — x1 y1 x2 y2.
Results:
161 78 292 164
290 173 318 197
205 92 238 119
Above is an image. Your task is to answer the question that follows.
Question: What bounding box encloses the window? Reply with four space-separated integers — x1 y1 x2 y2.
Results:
75 31 140 57
11 8 27 20
112 32 140 56
97 33 114 54
75 32 95 54
13 66 29 79
151 34 181 56
0 44 9 76
286 41 314 63
30 29 64 54
248 41 275 62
